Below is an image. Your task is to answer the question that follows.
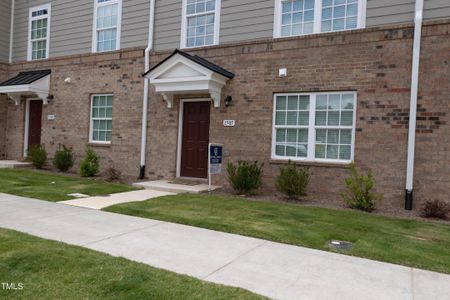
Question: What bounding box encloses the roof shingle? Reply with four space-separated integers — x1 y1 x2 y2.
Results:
0 70 51 86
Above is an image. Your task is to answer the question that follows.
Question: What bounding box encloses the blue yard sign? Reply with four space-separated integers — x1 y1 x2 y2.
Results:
208 143 223 191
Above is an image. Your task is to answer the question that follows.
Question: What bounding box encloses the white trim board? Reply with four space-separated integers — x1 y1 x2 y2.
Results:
176 98 212 178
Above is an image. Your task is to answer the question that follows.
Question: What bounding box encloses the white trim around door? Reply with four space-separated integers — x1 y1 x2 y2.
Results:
176 98 212 178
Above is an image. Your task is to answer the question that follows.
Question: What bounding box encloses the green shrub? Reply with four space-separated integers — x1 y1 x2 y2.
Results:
80 148 100 177
276 161 310 199
227 161 264 195
341 163 382 212
53 145 74 172
27 145 47 169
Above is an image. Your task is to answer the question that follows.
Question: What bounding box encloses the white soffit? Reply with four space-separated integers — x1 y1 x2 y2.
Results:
145 51 233 108
0 73 50 105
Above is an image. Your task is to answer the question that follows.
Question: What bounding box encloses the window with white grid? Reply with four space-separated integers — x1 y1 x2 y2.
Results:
272 92 356 163
90 95 113 143
93 0 121 52
281 0 315 36
275 0 365 37
28 4 51 61
183 0 220 48
321 0 359 32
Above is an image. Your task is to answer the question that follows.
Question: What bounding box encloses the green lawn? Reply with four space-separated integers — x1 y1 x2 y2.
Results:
105 194 450 274
0 169 137 202
0 228 262 300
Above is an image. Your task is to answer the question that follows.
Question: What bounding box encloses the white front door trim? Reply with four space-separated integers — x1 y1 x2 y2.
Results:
176 98 212 178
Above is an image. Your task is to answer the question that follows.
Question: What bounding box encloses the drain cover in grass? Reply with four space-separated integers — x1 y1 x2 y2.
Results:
328 240 353 251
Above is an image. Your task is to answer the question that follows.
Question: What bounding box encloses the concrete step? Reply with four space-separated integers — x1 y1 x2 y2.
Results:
0 160 32 169
133 180 219 194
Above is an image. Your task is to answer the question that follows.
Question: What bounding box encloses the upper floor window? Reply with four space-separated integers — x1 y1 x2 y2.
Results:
181 0 221 48
272 92 356 163
274 0 366 38
28 4 51 61
92 0 122 53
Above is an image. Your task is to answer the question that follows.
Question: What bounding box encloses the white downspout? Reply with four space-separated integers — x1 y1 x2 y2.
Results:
9 0 15 63
405 0 424 210
139 0 155 179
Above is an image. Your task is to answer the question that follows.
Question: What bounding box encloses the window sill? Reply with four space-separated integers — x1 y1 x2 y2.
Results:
270 159 352 169
88 142 112 148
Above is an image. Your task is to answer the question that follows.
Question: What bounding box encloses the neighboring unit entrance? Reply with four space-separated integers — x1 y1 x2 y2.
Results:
28 100 43 149
180 101 211 178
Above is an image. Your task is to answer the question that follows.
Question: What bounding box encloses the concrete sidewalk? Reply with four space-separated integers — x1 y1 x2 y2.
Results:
0 193 449 300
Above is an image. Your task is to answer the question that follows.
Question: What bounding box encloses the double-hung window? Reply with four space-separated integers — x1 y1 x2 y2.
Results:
93 0 122 52
275 0 366 38
182 0 220 48
272 92 356 163
90 95 113 143
28 4 51 61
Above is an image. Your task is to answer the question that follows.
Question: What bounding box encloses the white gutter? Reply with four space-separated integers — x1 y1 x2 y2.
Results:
405 0 424 210
139 0 155 179
9 0 15 63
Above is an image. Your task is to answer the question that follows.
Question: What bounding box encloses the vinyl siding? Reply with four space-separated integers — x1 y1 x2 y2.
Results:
153 0 182 51
12 0 149 62
0 0 12 63
8 0 450 59
424 0 450 20
220 0 274 44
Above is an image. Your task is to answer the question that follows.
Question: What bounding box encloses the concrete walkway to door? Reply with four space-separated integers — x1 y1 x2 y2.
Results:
1 193 449 300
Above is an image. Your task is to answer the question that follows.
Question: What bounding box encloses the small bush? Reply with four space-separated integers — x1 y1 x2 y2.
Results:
227 161 264 195
28 145 47 169
421 200 450 220
341 163 382 212
80 148 100 177
53 145 74 172
276 161 310 199
106 165 122 182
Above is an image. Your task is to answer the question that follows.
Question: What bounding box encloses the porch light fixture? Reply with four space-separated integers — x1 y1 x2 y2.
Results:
46 94 54 104
224 96 233 107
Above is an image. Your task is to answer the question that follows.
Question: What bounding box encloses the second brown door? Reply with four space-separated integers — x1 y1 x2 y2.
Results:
28 100 43 149
180 101 211 179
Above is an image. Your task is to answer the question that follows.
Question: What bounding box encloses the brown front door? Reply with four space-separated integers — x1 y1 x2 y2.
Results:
28 101 43 148
180 101 211 178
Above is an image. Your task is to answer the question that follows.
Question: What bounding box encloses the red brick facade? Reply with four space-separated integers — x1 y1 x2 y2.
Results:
1 21 449 212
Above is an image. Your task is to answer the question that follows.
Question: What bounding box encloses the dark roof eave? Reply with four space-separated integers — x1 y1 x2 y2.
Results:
0 69 51 86
143 49 234 79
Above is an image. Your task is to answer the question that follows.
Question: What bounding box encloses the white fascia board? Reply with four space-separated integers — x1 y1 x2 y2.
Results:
147 54 214 81
0 75 50 104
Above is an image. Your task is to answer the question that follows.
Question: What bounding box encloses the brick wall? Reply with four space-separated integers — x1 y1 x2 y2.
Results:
1 20 449 213
0 63 10 158
147 20 450 212
5 48 146 176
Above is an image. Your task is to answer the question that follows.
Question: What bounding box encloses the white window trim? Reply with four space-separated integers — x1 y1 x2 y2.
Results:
92 0 122 53
89 94 113 145
180 0 221 49
271 92 357 164
273 0 367 38
27 3 51 61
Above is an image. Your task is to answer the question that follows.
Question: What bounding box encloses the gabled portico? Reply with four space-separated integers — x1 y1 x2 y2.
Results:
144 50 234 108
0 70 51 105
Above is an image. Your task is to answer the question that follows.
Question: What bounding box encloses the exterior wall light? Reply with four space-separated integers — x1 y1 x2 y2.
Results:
224 96 233 107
